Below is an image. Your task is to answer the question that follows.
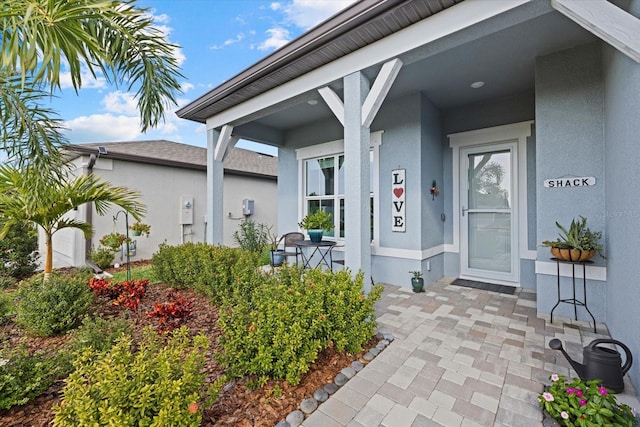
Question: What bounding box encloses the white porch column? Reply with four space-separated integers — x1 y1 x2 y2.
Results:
207 128 224 244
343 71 371 288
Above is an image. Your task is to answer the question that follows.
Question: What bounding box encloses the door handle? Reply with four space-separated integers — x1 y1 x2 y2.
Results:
462 206 469 217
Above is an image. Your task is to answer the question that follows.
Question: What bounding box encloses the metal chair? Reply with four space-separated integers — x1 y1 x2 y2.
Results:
276 232 304 266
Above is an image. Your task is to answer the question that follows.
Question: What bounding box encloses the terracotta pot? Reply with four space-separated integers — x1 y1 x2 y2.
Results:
550 247 596 262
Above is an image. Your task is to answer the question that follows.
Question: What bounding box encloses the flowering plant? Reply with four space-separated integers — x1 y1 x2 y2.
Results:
129 221 151 237
99 232 127 251
539 374 637 426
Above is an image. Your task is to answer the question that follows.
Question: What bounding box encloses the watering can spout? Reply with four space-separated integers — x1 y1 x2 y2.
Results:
549 338 586 379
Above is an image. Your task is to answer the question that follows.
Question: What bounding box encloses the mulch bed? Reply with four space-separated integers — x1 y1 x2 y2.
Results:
0 262 377 426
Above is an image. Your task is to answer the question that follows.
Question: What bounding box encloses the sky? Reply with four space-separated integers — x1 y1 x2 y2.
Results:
49 0 356 156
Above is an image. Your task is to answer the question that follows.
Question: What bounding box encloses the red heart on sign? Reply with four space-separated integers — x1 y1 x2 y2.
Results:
393 188 404 198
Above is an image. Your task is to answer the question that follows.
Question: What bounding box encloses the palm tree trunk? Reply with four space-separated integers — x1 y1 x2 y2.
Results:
44 232 53 281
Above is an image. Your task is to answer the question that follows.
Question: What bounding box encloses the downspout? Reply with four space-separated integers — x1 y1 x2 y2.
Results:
85 154 97 260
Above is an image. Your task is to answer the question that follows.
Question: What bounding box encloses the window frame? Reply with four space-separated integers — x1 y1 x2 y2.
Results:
296 131 383 243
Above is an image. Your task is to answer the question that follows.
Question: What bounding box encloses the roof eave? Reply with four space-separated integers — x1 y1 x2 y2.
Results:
176 0 405 122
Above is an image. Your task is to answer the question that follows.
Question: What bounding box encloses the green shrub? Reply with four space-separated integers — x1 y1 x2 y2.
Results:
152 243 257 304
232 220 272 254
0 293 13 323
53 327 208 427
88 246 115 270
217 266 382 385
15 274 93 337
0 345 72 410
69 316 132 353
0 274 17 290
0 221 38 279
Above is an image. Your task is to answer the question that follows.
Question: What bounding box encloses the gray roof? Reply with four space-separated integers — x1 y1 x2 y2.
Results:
67 140 277 179
176 0 462 123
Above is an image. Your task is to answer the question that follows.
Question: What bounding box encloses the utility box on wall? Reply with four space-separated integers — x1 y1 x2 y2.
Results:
242 199 254 216
180 196 194 225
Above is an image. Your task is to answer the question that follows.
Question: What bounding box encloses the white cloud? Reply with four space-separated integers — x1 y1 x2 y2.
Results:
210 32 248 50
253 1 355 52
180 82 194 93
284 0 355 30
59 68 107 90
64 114 141 142
102 91 138 116
64 110 183 143
257 27 291 51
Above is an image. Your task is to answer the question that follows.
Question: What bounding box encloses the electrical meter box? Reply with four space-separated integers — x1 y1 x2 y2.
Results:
242 199 254 216
180 196 194 225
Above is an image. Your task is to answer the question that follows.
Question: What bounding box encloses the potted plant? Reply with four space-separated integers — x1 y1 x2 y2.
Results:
541 216 605 262
298 210 334 242
99 232 127 251
539 374 637 426
409 271 424 293
129 222 151 237
269 231 285 267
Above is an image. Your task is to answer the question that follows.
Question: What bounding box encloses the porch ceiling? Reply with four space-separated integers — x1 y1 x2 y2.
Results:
244 9 596 140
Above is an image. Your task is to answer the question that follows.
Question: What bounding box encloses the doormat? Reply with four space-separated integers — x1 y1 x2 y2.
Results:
451 278 516 295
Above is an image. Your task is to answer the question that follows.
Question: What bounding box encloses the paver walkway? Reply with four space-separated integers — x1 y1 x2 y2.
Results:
302 277 639 427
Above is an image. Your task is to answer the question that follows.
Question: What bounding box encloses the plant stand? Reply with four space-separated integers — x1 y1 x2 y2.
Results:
550 257 597 333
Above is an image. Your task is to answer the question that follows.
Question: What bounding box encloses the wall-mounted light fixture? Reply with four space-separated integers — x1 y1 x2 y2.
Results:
430 180 440 200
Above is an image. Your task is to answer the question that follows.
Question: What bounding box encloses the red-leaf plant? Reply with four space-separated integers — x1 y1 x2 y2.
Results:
87 277 149 311
146 291 194 333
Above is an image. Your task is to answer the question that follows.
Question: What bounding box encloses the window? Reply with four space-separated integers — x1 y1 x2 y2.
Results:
297 132 382 241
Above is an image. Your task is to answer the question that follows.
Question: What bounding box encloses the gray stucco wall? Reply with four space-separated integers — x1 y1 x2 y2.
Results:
535 43 607 321
49 157 277 268
602 5 640 392
420 94 444 250
373 93 422 251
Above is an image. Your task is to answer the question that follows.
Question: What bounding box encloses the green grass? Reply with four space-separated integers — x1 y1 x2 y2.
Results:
110 264 158 283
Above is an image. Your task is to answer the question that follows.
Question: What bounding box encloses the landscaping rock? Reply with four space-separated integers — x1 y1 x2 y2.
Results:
275 421 290 427
341 366 356 379
334 373 348 387
369 347 380 356
324 383 339 395
285 410 304 427
300 398 318 415
313 388 329 402
362 351 375 361
351 360 364 372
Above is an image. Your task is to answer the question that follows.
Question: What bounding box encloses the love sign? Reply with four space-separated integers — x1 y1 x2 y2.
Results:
392 169 405 232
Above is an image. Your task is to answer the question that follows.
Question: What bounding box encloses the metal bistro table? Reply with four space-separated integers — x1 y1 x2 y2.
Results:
295 240 337 271
550 257 597 333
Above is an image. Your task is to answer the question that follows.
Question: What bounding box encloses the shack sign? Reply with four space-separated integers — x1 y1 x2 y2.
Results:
544 176 596 188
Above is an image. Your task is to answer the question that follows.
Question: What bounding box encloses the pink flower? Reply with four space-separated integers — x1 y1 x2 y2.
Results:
542 392 554 402
576 389 584 397
580 399 587 406
551 374 559 382
561 411 569 419
566 387 575 394
598 386 608 395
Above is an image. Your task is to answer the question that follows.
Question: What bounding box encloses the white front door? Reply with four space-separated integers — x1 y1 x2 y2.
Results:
460 143 519 284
